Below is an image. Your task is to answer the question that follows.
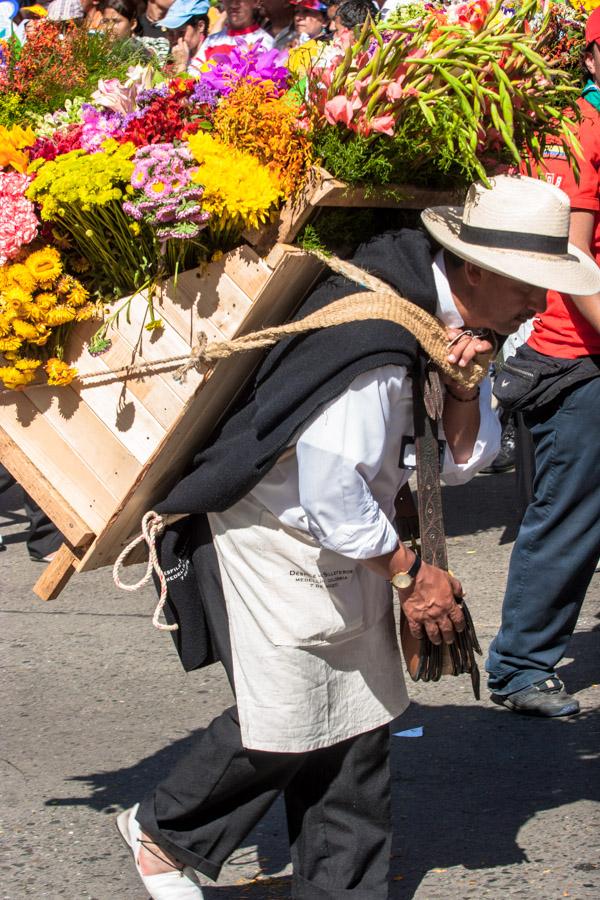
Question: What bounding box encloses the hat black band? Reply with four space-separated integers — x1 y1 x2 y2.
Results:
459 223 568 255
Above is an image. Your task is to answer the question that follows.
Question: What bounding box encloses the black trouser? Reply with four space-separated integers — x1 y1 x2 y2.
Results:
0 464 63 560
137 516 392 899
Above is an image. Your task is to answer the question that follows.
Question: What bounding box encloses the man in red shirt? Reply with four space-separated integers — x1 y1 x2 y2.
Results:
487 10 600 716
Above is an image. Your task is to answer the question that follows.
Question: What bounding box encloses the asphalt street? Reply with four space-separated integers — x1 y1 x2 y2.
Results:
1 471 599 899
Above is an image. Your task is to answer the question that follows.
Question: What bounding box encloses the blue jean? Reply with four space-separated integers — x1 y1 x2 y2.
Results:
486 376 600 696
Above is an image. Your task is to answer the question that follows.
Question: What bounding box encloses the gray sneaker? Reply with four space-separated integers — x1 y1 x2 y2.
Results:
491 676 580 717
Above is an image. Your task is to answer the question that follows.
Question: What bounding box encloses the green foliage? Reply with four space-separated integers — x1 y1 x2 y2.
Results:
297 209 381 255
0 92 23 128
311 128 395 185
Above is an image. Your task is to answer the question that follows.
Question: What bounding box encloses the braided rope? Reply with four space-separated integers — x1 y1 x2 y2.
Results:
112 511 178 632
176 291 489 389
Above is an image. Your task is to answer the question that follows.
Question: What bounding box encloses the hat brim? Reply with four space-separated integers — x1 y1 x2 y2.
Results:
422 206 600 297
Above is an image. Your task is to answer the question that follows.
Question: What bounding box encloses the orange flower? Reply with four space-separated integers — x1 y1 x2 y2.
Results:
0 125 37 174
213 81 313 197
45 358 77 386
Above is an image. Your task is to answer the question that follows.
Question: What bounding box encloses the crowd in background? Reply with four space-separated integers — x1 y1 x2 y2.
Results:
7 0 389 71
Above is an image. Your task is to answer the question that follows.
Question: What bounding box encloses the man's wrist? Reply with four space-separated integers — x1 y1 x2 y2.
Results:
389 548 421 589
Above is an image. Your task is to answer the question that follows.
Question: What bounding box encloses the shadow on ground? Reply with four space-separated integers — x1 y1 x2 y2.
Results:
45 688 600 898
388 699 600 896
443 471 521 544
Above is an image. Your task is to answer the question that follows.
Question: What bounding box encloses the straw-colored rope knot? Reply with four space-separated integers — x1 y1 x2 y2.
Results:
173 333 209 383
113 511 178 632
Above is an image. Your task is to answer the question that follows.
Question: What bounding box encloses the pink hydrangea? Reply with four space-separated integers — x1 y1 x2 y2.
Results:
0 172 39 265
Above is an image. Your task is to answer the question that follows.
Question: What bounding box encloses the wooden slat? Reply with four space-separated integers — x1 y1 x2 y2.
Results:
33 543 87 602
157 245 272 345
23 384 141 499
0 428 94 547
273 167 463 244
0 393 115 534
64 325 167 465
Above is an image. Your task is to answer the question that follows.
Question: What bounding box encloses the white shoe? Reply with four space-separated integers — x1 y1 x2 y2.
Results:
116 803 204 899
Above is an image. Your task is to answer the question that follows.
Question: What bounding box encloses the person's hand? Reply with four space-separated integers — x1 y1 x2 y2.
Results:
398 561 465 645
445 327 495 369
171 37 190 73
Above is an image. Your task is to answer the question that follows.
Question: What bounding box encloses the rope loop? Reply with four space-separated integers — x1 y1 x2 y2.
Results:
112 510 178 632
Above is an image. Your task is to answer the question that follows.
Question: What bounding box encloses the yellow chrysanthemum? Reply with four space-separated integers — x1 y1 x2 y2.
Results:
11 319 39 340
67 284 89 308
45 305 77 326
28 327 50 346
75 304 98 322
25 247 63 287
187 132 283 234
2 285 32 311
34 292 59 310
5 265 36 293
15 358 42 372
0 335 22 352
0 366 36 390
45 358 77 386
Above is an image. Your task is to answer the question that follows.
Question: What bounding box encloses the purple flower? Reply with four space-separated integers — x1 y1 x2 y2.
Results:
198 42 289 97
131 166 149 188
80 104 124 150
190 81 220 107
136 84 170 108
123 201 144 221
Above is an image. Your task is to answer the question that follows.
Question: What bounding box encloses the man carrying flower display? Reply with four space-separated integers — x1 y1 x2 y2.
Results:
115 175 600 900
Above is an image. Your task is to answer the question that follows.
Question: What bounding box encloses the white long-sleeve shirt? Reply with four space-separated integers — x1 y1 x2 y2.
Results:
250 251 501 559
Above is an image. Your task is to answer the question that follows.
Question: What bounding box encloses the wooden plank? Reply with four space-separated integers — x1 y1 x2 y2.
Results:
157 245 272 345
77 248 326 572
64 325 167 465
0 427 95 548
273 166 464 244
23 384 141 499
33 543 88 602
94 293 203 411
0 393 116 534
315 182 462 209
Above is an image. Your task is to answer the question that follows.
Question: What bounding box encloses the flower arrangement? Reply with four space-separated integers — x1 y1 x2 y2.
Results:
307 0 582 186
187 131 283 245
0 246 95 389
0 171 39 265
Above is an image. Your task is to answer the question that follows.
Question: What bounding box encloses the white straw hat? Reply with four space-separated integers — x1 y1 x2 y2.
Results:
421 175 600 296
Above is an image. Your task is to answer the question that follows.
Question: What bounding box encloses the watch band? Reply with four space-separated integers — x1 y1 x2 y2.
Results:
406 552 422 579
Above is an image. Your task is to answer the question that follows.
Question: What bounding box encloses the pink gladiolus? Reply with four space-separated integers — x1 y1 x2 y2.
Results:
324 95 357 126
370 115 396 136
386 80 405 101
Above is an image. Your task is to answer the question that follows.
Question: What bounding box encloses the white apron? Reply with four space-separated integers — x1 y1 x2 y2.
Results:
208 492 408 753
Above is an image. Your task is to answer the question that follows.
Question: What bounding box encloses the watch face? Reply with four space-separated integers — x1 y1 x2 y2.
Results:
391 572 412 590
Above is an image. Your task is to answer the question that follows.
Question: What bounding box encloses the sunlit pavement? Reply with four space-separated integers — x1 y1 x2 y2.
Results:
1 472 599 899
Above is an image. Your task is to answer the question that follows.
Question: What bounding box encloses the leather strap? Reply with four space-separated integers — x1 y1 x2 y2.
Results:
412 358 448 570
